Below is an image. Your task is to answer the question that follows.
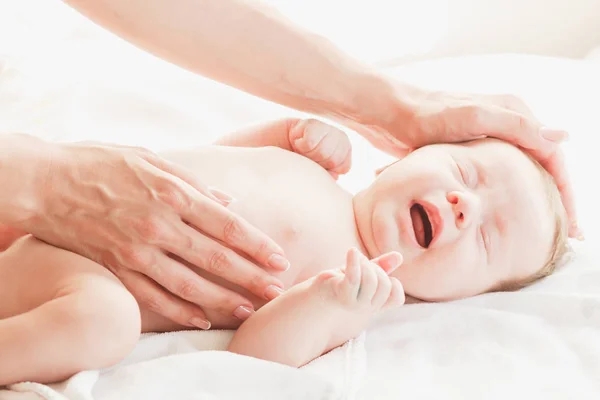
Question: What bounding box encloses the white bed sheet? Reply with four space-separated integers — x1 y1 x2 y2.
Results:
0 3 599 399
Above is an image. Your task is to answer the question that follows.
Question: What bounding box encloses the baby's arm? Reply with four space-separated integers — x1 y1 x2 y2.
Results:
227 249 404 367
215 118 352 179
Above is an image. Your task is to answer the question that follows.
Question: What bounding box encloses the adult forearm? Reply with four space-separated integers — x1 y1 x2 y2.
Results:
0 134 51 227
64 0 407 127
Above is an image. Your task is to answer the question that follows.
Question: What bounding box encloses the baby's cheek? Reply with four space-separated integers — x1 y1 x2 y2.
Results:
394 244 482 301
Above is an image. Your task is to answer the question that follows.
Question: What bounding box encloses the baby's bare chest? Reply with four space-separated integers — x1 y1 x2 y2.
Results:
161 146 362 287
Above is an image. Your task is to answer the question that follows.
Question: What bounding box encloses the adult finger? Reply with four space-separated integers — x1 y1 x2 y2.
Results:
459 107 577 228
131 251 258 320
454 105 564 154
118 269 211 328
142 152 233 207
495 94 538 120
530 147 580 237
161 222 285 301
179 190 289 271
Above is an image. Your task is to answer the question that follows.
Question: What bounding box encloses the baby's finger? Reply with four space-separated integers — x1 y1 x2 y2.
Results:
384 278 406 309
321 132 351 171
342 248 361 300
371 252 403 275
357 252 378 303
371 264 392 307
315 269 341 283
329 142 353 175
307 131 341 165
291 119 337 155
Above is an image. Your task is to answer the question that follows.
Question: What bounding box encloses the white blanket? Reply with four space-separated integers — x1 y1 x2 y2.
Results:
4 331 366 400
1 2 600 399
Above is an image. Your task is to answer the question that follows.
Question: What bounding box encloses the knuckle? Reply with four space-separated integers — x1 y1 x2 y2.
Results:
254 239 270 260
332 150 348 169
137 216 163 242
176 278 200 300
136 147 158 159
465 105 484 127
379 275 392 292
321 157 337 170
517 114 530 131
249 273 270 293
207 250 232 276
502 94 522 106
140 294 163 314
304 118 321 133
157 179 188 212
218 296 244 315
223 216 245 244
364 266 378 283
179 231 195 252
118 245 153 270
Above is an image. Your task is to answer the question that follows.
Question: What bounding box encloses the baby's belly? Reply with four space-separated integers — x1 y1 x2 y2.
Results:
141 146 361 331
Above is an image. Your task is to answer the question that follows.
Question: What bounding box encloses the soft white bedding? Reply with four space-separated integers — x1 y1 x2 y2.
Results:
6 331 366 400
1 2 599 400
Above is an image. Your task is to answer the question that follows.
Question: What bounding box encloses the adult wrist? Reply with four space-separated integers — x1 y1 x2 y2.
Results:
0 133 56 228
334 69 418 134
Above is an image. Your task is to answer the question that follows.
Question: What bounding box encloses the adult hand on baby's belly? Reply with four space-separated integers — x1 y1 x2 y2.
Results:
19 142 289 329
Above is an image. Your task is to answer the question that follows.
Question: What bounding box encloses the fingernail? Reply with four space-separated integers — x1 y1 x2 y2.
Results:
268 254 290 271
540 128 569 143
190 317 211 330
208 187 236 206
233 305 254 321
264 285 284 301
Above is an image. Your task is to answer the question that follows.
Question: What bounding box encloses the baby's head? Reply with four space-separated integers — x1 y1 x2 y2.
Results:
354 139 568 301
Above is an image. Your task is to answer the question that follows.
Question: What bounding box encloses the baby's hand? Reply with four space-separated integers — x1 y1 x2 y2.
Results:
308 248 405 347
313 248 405 314
289 119 352 180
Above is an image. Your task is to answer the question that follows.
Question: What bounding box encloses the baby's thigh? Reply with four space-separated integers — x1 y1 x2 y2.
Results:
0 237 142 383
0 236 138 323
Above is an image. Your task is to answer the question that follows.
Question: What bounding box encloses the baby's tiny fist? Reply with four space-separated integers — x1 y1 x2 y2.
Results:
289 119 352 177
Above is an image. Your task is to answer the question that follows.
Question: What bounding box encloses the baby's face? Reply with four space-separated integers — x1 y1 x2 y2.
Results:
354 139 556 301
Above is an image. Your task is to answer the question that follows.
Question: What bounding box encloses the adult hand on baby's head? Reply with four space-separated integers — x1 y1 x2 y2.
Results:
14 140 289 329
358 83 580 238
289 119 352 180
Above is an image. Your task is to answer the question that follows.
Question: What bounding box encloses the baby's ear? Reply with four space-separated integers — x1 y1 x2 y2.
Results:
375 159 401 177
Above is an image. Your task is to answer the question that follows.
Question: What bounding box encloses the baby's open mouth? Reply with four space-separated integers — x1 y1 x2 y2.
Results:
410 203 433 248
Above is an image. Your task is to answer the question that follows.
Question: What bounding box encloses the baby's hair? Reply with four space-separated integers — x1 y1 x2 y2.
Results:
491 155 569 292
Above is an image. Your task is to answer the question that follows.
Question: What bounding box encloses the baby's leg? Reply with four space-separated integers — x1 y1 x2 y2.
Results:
0 237 141 386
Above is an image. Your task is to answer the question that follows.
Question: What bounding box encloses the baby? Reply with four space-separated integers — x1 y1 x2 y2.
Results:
0 118 568 385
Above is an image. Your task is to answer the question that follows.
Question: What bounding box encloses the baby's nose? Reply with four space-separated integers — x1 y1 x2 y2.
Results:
446 191 480 230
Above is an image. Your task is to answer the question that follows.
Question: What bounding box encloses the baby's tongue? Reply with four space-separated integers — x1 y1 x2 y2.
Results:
410 205 426 248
